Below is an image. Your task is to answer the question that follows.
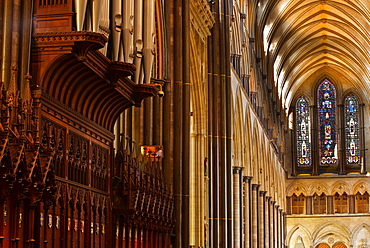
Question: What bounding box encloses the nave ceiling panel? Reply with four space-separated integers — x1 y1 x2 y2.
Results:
260 0 370 109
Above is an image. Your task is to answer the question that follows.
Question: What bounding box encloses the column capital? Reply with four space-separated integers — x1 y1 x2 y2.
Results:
243 176 253 182
233 166 244 174
259 191 267 197
252 184 260 190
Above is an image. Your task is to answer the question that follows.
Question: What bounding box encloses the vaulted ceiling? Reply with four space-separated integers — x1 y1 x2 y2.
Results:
260 0 370 110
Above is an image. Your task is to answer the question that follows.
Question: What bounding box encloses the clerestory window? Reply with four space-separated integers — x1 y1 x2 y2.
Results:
294 79 362 174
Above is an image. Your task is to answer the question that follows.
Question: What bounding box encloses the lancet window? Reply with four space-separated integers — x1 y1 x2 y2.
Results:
296 97 311 166
294 79 363 174
345 95 360 166
318 80 337 166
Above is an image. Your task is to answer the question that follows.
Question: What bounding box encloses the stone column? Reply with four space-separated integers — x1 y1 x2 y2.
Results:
360 103 366 174
327 195 334 214
243 176 253 248
269 201 275 248
306 196 312 215
286 196 292 215
337 104 345 174
310 105 318 175
265 196 271 248
279 209 283 248
259 191 267 248
349 195 355 214
252 184 260 248
233 167 243 248
290 128 297 176
274 205 279 248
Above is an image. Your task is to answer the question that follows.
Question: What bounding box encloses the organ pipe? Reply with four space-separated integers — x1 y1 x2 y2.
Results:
74 0 88 31
142 0 155 84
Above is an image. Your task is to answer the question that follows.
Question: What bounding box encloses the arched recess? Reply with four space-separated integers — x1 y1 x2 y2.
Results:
351 223 370 248
251 123 261 185
332 242 347 248
234 90 246 170
265 149 273 194
259 135 267 189
312 222 350 247
244 102 253 176
315 244 330 248
189 20 209 247
286 224 312 248
252 121 263 185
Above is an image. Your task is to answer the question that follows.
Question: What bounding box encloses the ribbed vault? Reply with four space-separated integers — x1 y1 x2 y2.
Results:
260 0 370 110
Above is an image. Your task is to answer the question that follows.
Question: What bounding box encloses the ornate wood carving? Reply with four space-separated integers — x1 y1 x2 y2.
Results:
114 138 175 233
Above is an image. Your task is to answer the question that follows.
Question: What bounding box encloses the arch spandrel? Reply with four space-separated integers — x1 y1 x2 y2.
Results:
286 181 308 197
352 180 370 195
331 181 350 196
308 183 330 196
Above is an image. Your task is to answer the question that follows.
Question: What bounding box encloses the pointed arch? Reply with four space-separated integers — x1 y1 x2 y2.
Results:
351 223 370 248
308 182 330 196
331 180 350 195
312 221 350 245
352 180 370 195
286 224 312 248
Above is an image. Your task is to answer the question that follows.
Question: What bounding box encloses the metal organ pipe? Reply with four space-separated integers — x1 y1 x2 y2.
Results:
122 0 134 63
142 0 155 84
133 0 144 84
97 0 110 55
2 0 13 85
92 0 102 33
112 0 122 61
74 0 88 31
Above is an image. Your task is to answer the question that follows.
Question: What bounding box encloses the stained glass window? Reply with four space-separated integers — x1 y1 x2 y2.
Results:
345 95 360 165
296 97 311 166
318 80 337 165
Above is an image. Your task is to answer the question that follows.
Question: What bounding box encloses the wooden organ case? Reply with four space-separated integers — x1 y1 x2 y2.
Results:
0 1 174 248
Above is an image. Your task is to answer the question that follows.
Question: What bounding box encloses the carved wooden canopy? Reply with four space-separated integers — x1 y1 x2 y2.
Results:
31 31 159 132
